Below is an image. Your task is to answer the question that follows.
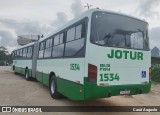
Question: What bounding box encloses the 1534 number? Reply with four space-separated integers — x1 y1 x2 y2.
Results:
70 64 80 71
100 73 120 81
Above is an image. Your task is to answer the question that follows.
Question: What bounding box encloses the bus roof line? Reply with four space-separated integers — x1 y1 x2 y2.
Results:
40 8 148 42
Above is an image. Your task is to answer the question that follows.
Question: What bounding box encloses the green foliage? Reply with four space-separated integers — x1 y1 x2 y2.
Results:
0 51 6 59
152 67 160 82
0 46 12 66
0 60 5 66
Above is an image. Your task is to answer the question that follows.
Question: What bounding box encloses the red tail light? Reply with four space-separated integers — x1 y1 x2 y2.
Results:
88 64 97 82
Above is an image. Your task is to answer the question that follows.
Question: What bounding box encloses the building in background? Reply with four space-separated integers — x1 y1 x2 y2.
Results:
17 35 43 46
151 46 160 57
151 46 160 67
0 46 11 66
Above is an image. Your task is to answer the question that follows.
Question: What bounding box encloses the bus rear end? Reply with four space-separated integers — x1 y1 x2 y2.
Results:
84 11 151 100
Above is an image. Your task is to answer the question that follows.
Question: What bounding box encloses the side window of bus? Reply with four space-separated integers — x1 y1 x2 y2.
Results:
52 33 64 57
18 50 20 58
15 51 17 59
16 50 19 58
18 50 21 58
11 52 14 59
26 47 29 58
20 49 23 58
22 48 25 58
65 23 85 57
67 27 75 42
17 50 20 58
27 46 33 58
39 42 45 58
54 35 60 46
31 46 33 58
23 48 27 58
75 24 82 39
44 38 52 58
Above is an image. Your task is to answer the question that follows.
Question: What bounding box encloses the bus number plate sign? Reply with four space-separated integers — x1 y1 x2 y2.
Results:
70 64 80 71
120 90 130 95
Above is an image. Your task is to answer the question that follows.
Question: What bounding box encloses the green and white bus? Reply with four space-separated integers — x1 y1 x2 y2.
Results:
11 9 151 100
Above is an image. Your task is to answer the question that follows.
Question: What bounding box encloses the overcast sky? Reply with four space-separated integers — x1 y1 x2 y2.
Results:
0 0 160 52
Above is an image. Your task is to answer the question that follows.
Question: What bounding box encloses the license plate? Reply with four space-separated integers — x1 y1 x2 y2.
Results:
120 90 130 95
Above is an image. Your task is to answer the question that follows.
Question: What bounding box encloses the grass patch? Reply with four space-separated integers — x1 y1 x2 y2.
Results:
152 67 160 83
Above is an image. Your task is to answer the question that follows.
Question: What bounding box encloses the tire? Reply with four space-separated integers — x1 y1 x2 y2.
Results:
50 75 61 99
13 66 18 75
25 69 30 81
13 66 15 71
14 72 18 75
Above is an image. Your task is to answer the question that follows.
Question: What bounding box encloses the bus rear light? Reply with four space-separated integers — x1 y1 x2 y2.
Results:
88 64 97 82
141 81 148 84
149 67 152 81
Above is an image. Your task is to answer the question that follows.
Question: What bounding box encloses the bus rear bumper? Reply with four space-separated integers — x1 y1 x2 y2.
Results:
84 77 151 100
57 77 151 100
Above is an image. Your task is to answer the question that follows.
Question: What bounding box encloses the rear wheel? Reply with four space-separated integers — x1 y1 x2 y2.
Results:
13 65 15 71
13 66 18 75
25 69 30 80
50 75 61 99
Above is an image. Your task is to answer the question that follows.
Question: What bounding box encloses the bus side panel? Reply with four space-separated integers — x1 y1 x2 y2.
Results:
57 58 85 100
13 60 32 76
36 71 43 83
36 58 85 100
36 60 50 86
57 78 85 100
21 67 25 75
42 73 49 86
15 66 22 74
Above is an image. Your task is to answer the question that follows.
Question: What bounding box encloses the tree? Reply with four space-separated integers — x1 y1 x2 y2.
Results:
0 46 11 66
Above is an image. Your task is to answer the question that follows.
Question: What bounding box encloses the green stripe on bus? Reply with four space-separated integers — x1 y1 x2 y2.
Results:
28 69 32 77
36 72 49 86
42 73 49 86
15 67 32 77
36 72 43 83
15 67 21 74
55 77 151 100
21 68 25 75
84 77 151 100
57 77 85 100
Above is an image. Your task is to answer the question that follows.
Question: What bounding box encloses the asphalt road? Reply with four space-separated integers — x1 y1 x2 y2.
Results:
0 66 160 115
